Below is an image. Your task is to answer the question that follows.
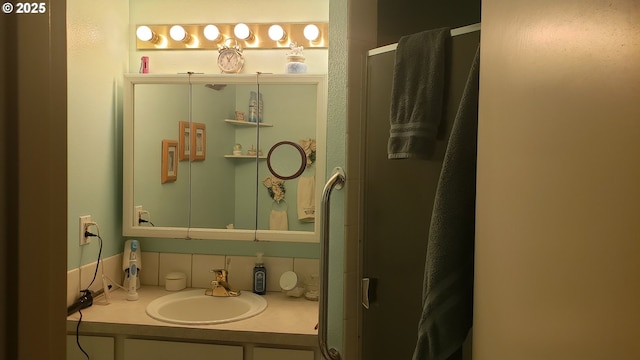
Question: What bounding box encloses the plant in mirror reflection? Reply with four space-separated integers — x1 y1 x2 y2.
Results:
299 138 316 166
263 176 286 203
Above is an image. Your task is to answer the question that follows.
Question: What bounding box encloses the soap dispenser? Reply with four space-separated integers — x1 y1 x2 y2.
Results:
253 253 267 295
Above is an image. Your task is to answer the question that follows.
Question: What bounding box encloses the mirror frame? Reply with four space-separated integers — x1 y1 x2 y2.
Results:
123 73 327 243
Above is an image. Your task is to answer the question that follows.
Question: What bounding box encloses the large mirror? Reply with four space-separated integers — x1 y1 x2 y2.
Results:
123 74 326 242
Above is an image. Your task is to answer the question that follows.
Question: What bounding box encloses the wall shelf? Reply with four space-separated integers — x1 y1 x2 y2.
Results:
224 119 273 127
224 155 266 159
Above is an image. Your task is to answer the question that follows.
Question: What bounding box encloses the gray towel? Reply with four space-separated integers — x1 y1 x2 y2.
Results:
388 28 450 160
413 45 480 360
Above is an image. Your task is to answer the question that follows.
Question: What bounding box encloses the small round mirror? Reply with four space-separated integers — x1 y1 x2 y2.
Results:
267 141 307 180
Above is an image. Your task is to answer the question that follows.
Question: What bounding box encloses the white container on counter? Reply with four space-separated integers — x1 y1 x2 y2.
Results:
165 272 186 291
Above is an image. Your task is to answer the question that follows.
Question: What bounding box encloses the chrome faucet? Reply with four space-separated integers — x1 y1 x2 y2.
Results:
205 269 240 297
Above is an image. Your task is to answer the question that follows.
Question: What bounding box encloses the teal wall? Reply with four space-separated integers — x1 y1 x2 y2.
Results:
67 0 129 270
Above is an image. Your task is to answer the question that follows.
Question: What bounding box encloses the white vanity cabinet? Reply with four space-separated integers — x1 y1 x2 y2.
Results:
66 289 319 360
67 335 319 360
66 335 114 360
122 342 317 360
253 347 315 360
123 339 243 360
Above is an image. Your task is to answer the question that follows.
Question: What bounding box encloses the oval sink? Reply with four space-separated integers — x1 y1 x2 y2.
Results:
146 289 267 325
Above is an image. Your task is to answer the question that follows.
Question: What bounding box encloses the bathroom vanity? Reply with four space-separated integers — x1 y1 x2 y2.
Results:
66 287 319 360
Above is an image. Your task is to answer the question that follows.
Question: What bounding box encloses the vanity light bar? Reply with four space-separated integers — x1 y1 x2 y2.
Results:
135 23 329 50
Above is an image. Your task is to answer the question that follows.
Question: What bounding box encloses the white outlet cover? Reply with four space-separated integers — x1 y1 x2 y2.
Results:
79 215 92 245
134 206 142 226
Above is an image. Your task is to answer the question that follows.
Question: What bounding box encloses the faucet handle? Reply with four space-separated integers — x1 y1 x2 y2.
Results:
207 280 230 297
204 270 240 297
209 268 228 282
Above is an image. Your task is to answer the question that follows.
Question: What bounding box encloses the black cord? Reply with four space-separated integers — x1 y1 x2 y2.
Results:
76 309 89 360
75 232 102 360
138 218 155 226
83 232 102 289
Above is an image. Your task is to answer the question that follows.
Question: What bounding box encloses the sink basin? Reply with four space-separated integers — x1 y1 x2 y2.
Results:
146 289 267 325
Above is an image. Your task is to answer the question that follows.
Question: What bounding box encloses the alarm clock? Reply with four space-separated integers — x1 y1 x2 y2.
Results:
217 39 245 74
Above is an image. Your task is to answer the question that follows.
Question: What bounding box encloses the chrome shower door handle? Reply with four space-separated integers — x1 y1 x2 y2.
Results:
318 167 346 360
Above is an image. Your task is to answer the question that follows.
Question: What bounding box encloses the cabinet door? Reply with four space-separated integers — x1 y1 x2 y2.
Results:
189 83 257 231
254 347 315 360
132 83 191 230
123 74 326 242
254 83 319 234
124 339 243 360
66 335 114 360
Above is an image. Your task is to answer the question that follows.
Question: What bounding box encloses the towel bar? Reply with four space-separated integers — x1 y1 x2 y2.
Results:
318 167 346 360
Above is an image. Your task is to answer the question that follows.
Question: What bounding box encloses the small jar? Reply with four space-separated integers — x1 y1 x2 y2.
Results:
165 272 186 291
280 271 304 297
286 55 308 74
233 144 242 156
304 274 319 301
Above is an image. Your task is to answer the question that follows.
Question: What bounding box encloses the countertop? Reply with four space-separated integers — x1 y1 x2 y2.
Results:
67 286 319 347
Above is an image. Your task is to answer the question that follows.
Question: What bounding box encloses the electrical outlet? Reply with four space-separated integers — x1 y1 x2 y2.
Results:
134 206 143 226
79 215 92 245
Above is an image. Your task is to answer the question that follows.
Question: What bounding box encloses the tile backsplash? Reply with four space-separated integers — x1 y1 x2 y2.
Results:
66 253 124 308
67 252 319 307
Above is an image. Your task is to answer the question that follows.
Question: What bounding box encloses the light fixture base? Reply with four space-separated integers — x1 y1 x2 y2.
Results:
135 23 328 50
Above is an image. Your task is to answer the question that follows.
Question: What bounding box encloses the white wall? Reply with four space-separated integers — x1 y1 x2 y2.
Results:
475 0 640 358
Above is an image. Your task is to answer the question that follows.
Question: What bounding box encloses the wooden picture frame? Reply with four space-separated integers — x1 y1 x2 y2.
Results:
161 139 178 183
178 121 190 161
191 122 206 161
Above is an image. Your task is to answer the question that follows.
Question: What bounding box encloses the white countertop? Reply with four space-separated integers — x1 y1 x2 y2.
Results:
67 286 319 347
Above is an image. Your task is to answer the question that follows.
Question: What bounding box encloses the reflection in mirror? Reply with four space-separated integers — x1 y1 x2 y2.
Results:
134 84 191 228
189 83 258 231
267 141 307 180
256 83 317 233
124 74 326 242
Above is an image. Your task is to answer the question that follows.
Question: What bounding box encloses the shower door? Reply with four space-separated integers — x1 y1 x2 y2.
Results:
361 29 480 360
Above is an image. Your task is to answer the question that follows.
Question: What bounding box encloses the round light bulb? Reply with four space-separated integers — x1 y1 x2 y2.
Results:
303 24 320 41
234 23 251 40
268 25 286 41
204 25 220 41
136 26 154 41
170 25 187 41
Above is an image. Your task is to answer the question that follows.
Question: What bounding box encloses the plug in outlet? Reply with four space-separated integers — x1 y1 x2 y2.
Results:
134 206 143 226
79 215 92 245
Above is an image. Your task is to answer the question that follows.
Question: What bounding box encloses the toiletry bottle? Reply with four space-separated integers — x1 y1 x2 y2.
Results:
253 252 267 295
127 240 139 301
248 91 258 123
140 56 149 74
